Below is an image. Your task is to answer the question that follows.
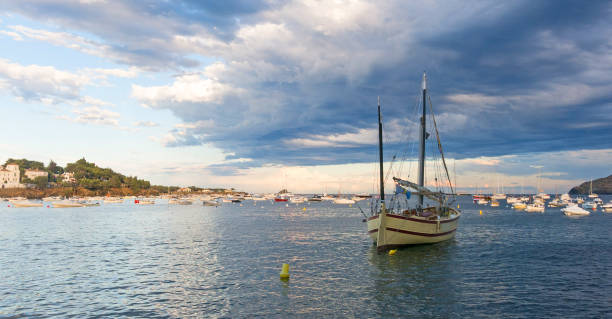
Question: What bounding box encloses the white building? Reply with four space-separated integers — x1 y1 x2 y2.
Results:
25 169 48 181
60 172 76 183
0 164 24 188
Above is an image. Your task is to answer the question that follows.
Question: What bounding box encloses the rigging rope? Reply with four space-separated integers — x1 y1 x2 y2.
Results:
428 95 455 195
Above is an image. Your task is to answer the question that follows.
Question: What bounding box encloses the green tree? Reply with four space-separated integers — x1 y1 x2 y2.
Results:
47 160 64 174
33 176 48 189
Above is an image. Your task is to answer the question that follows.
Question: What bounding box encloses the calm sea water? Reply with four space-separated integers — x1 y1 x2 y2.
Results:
1 196 611 318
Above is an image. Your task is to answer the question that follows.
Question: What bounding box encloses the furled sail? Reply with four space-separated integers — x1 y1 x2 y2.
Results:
393 177 445 203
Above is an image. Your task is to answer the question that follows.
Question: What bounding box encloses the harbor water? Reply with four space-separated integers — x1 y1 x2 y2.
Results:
1 196 611 318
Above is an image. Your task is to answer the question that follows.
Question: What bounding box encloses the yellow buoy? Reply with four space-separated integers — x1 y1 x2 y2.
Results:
388 249 397 256
280 263 290 280
457 204 460 209
303 207 306 211
479 210 483 215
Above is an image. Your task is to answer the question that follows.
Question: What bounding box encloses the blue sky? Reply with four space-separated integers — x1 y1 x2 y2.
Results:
0 0 610 193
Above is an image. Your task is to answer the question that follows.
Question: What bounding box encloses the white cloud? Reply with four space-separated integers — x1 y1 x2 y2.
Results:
0 58 89 104
133 120 159 127
132 70 238 107
58 106 120 126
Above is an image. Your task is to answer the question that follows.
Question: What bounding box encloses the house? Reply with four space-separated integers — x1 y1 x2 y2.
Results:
178 187 192 193
60 172 76 183
0 164 24 188
25 169 48 181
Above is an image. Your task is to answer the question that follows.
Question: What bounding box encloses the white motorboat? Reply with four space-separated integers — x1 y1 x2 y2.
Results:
334 197 355 205
52 201 85 208
561 205 590 216
290 196 307 203
602 202 612 213
525 203 545 213
10 200 43 208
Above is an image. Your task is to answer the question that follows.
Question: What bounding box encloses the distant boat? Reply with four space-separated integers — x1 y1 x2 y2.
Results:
334 197 355 205
561 205 590 216
52 201 85 208
582 201 597 210
512 202 526 210
137 199 155 205
10 200 43 208
203 200 219 206
490 200 500 207
308 195 323 202
588 180 598 198
602 202 612 213
525 202 545 213
104 198 124 204
477 198 489 205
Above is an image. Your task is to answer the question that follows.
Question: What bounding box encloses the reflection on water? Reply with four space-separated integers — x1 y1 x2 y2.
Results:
1 197 611 317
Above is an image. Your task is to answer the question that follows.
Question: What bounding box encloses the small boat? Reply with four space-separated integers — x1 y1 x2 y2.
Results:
308 195 323 202
53 201 85 208
104 198 124 204
477 198 489 205
137 199 155 205
506 197 519 204
334 197 356 205
490 200 499 207
10 200 43 208
525 203 545 213
561 205 590 216
602 202 612 213
79 201 101 207
513 202 526 210
582 201 598 210
290 196 306 203
203 200 219 206
274 197 289 202
492 193 506 200
587 180 598 198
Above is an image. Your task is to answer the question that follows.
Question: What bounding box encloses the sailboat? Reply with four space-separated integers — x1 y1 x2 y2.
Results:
588 179 598 198
365 73 460 251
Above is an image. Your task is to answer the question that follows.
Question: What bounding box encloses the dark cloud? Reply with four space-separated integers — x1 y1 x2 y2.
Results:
3 1 612 175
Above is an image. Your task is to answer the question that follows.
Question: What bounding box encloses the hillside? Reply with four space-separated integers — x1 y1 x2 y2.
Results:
569 175 612 195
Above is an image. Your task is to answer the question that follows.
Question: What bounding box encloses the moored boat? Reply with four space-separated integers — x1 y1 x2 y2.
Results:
561 205 590 216
10 200 43 208
52 201 85 208
365 73 460 250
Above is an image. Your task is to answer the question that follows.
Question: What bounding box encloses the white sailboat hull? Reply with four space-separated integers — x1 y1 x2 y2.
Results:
366 211 460 249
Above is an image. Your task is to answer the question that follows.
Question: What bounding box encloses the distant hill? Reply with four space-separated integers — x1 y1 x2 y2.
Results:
569 175 612 195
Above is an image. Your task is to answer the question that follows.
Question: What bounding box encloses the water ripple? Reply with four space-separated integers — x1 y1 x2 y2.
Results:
1 198 611 317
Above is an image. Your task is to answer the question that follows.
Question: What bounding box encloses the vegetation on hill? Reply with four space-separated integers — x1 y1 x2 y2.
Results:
2 157 233 197
64 158 150 191
569 175 612 195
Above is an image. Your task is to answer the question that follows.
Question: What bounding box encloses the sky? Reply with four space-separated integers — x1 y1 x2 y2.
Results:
0 0 611 194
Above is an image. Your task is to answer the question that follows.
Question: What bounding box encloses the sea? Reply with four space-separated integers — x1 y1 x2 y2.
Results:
1 195 611 318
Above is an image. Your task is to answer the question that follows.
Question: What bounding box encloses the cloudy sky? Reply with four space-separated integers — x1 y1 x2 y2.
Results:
0 0 610 193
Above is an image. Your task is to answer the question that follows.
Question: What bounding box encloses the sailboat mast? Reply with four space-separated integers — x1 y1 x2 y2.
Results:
417 72 427 207
378 96 385 202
